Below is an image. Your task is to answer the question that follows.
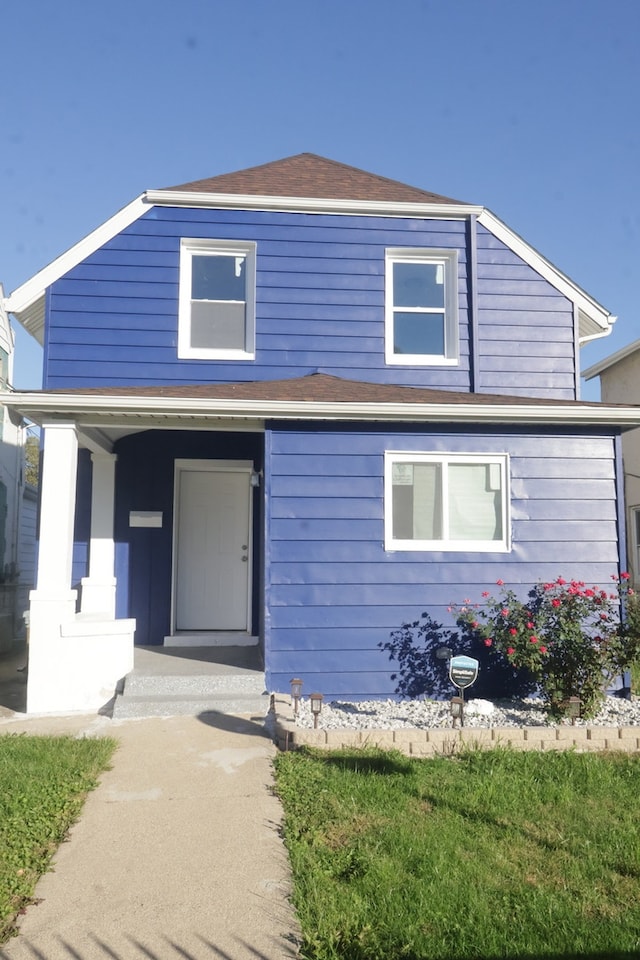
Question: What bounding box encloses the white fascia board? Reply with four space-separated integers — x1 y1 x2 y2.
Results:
477 210 615 342
2 391 640 429
583 338 640 381
146 189 483 220
3 195 151 340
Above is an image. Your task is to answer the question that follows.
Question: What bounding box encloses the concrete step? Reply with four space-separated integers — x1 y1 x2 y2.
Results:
123 672 266 697
112 692 271 719
112 644 269 720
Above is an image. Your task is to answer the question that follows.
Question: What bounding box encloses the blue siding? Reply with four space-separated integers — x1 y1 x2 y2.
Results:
475 225 575 399
264 422 622 699
43 206 574 399
110 430 264 645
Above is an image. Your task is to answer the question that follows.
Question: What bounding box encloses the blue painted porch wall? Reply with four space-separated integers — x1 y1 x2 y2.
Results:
265 422 621 699
111 430 264 645
44 208 575 399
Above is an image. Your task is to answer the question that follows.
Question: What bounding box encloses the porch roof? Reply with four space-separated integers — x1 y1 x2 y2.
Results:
2 374 640 454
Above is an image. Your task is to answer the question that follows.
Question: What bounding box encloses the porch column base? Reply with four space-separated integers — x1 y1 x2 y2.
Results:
80 577 117 618
26 591 135 714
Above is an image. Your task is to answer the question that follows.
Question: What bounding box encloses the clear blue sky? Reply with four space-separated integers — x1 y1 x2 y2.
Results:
2 0 638 399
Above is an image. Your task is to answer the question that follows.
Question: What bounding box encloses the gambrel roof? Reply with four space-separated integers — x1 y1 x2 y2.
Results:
3 153 615 346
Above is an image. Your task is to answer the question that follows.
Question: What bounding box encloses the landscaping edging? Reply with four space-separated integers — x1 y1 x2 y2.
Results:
270 695 640 755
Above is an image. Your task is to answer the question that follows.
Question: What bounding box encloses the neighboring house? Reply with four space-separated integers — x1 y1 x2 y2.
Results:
0 288 36 650
584 343 640 585
2 153 640 713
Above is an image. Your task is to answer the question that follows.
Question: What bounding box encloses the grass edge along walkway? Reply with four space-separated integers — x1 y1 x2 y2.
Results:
274 745 640 960
0 733 117 943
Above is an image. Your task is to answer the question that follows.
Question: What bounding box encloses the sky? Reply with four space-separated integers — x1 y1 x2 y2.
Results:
1 0 638 400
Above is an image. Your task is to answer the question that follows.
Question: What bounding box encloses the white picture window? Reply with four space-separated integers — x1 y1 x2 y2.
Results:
179 239 256 359
385 249 458 365
385 452 510 551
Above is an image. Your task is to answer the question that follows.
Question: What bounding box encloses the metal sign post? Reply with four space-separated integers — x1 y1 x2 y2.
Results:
448 655 479 727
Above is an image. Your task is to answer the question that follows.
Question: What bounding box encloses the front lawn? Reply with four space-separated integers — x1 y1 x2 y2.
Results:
274 746 640 960
0 734 116 942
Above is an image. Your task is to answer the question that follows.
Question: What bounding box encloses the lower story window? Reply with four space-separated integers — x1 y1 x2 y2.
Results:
385 452 510 551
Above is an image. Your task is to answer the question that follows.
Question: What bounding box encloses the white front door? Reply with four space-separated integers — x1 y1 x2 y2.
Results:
174 461 252 631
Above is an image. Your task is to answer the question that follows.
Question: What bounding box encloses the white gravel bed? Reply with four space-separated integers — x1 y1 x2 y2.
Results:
293 694 640 730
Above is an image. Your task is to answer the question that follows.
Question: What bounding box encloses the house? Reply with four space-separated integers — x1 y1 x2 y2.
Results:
0 289 37 651
2 152 640 714
584 343 640 585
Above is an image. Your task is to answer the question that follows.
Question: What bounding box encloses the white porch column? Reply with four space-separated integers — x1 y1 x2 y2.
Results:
32 421 79 606
27 422 80 712
80 451 117 617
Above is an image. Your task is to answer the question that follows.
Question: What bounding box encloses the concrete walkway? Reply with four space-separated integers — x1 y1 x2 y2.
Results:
0 709 301 959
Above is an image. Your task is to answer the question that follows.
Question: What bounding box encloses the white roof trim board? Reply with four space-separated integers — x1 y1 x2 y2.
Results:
3 190 615 346
583 338 640 381
2 390 640 428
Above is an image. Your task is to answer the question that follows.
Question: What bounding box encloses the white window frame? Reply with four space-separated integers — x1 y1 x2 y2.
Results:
178 238 256 360
385 248 459 365
384 451 510 552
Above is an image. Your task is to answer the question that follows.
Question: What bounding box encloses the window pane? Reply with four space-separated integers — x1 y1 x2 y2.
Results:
393 262 444 308
191 301 246 350
394 312 445 355
192 255 245 301
392 462 442 540
448 464 502 541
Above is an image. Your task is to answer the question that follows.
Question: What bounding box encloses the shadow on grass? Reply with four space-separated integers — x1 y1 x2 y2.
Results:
321 749 414 776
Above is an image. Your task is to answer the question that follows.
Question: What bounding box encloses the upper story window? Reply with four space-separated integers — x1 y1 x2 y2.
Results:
385 249 458 365
385 452 510 552
178 239 256 360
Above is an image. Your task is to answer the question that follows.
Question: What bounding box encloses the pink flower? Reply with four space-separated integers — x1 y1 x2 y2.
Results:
501 608 509 617
552 599 561 607
509 628 518 636
482 591 490 597
507 647 515 656
584 589 594 597
557 577 566 585
529 635 539 643
621 572 631 580
484 638 493 647
496 579 504 586
471 621 479 629
526 622 534 629
539 645 547 654
630 589 636 596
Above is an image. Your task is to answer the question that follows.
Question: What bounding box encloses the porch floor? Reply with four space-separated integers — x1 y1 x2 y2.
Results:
132 642 264 676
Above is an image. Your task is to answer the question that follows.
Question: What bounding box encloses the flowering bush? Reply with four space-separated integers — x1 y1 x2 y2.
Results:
454 575 640 719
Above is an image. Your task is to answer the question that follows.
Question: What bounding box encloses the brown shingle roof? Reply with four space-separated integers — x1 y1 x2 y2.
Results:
161 153 466 205
46 373 604 409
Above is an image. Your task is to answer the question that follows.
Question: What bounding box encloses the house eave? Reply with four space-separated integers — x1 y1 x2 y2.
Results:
477 210 615 343
583 338 640 381
145 189 483 219
3 391 640 431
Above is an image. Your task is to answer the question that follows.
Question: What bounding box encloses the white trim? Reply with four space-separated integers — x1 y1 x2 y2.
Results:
4 390 640 429
178 238 256 360
147 189 481 219
384 248 459 366
477 209 615 343
583 338 640 380
171 459 253 635
4 196 150 341
384 451 510 553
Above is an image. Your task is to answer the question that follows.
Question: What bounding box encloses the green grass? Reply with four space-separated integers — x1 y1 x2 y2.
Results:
0 733 116 942
274 747 640 960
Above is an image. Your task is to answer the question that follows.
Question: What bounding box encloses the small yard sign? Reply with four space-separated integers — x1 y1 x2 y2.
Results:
449 655 479 691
